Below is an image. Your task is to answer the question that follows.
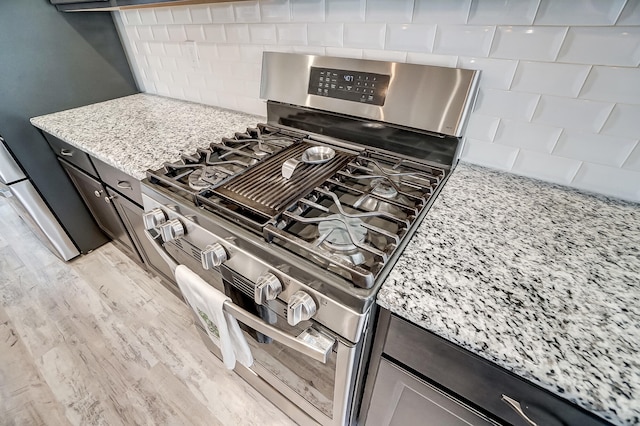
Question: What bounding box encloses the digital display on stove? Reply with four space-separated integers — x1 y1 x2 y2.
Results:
307 67 390 106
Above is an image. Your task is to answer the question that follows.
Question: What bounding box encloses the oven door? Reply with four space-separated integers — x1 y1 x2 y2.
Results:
144 229 362 426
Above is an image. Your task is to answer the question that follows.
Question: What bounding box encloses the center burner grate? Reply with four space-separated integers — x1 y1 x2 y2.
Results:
203 142 356 220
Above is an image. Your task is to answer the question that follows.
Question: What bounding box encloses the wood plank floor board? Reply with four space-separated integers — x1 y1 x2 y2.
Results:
0 197 295 426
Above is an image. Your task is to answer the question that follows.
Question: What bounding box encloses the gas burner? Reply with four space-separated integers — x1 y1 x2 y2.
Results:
369 178 398 199
188 166 233 190
317 215 367 265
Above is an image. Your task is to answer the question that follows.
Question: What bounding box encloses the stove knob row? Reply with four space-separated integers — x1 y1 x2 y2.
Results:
254 273 282 305
160 219 185 242
143 208 167 230
201 243 228 269
287 291 317 326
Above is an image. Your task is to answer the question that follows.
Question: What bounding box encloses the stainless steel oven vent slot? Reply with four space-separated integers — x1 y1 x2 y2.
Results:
232 275 256 298
211 142 355 219
166 238 217 270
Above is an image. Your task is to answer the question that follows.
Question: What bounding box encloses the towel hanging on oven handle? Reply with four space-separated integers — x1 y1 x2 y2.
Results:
143 229 336 363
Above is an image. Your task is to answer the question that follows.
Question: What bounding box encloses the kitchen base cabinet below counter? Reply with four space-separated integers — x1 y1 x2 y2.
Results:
360 309 611 426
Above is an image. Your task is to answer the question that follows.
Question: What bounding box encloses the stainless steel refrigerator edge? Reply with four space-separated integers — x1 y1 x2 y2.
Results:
0 1 138 257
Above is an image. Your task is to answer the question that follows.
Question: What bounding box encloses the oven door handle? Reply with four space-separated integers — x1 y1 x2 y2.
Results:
143 229 336 363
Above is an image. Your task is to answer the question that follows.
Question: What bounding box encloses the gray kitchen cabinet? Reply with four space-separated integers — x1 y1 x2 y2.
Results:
360 309 610 426
52 0 250 12
60 160 142 263
106 186 174 285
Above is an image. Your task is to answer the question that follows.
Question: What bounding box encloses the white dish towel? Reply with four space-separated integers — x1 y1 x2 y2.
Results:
175 265 253 369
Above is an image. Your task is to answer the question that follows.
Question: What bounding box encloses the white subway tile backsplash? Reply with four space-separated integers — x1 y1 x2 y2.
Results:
167 26 187 42
535 0 626 26
190 6 212 24
510 61 591 97
209 3 234 23
465 114 500 141
468 0 540 25
433 25 495 57
532 96 614 132
151 26 170 42
457 57 517 90
362 49 407 62
159 56 178 71
490 26 567 61
366 0 414 23
622 143 640 172
325 47 364 58
413 0 471 24
494 120 562 153
163 42 182 57
554 131 637 167
216 44 241 61
571 163 640 202
137 26 154 41
239 45 266 63
260 0 290 22
138 9 157 25
475 89 539 121
185 25 205 42
601 104 640 140
234 1 261 23
148 42 165 56
277 24 308 45
154 8 173 25
308 23 343 46
291 0 325 22
292 45 326 55
122 10 141 26
170 7 192 25
224 24 250 43
511 149 581 184
461 138 519 169
344 23 386 49
326 0 365 22
579 66 640 104
617 1 640 25
385 24 435 52
204 25 227 43
557 27 640 67
249 24 278 44
406 52 458 67
115 0 640 202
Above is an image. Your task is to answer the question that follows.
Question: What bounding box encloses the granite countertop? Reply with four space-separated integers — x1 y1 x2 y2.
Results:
31 94 264 180
378 163 640 425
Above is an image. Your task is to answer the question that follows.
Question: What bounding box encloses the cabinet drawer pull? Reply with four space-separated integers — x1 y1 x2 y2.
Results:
94 190 104 198
117 180 133 190
60 148 74 157
105 195 116 204
501 395 537 426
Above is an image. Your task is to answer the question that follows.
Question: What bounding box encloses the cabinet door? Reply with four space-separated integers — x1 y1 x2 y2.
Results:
106 187 175 285
366 359 497 426
60 160 140 262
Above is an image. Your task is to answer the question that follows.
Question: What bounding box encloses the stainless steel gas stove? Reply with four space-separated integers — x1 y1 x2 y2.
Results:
141 53 479 425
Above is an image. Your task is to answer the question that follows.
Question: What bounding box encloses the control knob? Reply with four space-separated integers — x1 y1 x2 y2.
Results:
201 243 228 269
143 208 167 230
254 273 282 305
159 218 184 242
287 291 317 326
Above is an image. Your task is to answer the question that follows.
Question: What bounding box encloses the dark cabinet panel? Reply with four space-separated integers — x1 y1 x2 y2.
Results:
107 186 174 285
60 159 141 262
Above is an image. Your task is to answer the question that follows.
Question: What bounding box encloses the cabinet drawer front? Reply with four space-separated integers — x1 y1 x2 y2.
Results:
92 157 142 205
367 358 496 426
384 314 610 426
43 132 97 176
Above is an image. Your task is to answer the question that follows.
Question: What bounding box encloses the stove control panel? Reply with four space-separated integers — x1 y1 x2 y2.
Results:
254 272 282 305
143 208 167 230
308 67 390 106
201 243 228 269
287 291 317 326
160 218 185 242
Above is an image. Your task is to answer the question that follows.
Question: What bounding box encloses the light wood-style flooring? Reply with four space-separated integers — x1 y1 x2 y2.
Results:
0 197 295 425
